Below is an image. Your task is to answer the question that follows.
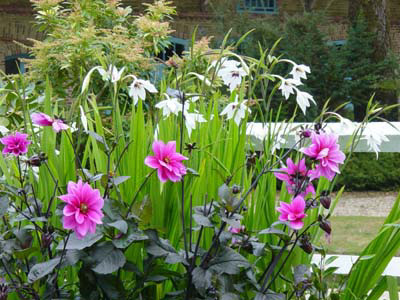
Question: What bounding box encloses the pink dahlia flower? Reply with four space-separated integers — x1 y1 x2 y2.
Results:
59 180 104 239
228 225 245 234
144 140 188 182
276 196 307 230
0 132 31 156
274 158 315 196
301 132 345 181
31 112 69 133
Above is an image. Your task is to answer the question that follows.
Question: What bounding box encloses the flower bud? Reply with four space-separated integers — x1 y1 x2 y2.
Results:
0 283 8 300
301 129 312 138
299 233 313 254
320 195 331 209
41 233 53 249
232 185 241 194
166 58 179 69
319 219 331 235
27 152 47 167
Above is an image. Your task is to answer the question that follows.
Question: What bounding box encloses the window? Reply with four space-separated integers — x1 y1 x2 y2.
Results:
327 40 346 50
237 0 277 14
153 37 189 82
157 37 189 61
4 54 30 75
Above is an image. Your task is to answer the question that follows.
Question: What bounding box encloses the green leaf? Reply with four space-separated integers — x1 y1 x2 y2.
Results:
193 214 213 227
221 293 240 300
56 232 103 250
107 220 128 234
28 257 60 283
192 267 212 292
91 243 126 274
294 264 311 285
208 247 250 275
96 274 126 299
111 176 130 186
0 196 9 217
259 228 288 237
324 255 339 265
255 291 285 300
112 230 148 249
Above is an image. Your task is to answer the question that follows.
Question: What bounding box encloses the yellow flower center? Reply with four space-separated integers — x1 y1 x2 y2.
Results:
80 203 88 214
164 157 170 164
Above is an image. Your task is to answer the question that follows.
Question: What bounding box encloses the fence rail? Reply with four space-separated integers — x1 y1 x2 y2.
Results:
247 122 400 152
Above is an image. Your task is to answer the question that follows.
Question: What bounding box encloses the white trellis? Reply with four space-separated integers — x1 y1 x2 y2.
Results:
247 122 400 152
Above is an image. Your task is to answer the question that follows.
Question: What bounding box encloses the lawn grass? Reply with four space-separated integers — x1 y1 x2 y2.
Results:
320 216 394 255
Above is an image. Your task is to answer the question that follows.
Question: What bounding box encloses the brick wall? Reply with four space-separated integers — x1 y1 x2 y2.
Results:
0 0 399 71
0 13 43 72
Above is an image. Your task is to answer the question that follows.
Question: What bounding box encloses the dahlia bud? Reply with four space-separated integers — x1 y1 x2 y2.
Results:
41 233 53 249
27 152 47 167
166 58 179 69
299 233 313 254
232 185 241 194
301 129 312 138
319 218 331 235
0 282 8 300
320 195 331 209
314 122 322 133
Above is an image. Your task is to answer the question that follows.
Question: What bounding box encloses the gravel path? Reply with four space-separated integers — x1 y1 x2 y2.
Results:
333 191 398 217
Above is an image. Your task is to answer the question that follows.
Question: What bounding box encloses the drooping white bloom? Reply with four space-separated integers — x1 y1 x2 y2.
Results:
278 78 302 100
0 125 9 135
184 112 207 137
289 63 311 82
217 64 248 92
271 131 287 152
97 65 125 83
128 76 158 105
79 105 88 132
210 58 240 71
295 89 316 115
155 95 182 117
81 65 125 94
220 100 251 126
188 72 211 86
362 125 389 158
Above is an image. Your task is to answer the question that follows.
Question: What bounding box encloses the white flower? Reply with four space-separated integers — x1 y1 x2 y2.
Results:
184 112 207 137
155 95 182 117
187 72 211 86
271 131 287 152
220 100 251 126
81 65 125 94
97 65 125 83
79 105 88 132
362 125 389 158
278 78 301 100
0 125 9 135
212 59 249 92
294 89 316 115
218 65 248 92
128 76 158 105
289 63 311 82
210 58 240 71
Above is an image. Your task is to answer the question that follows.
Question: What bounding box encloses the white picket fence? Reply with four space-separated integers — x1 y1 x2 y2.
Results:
247 122 400 152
